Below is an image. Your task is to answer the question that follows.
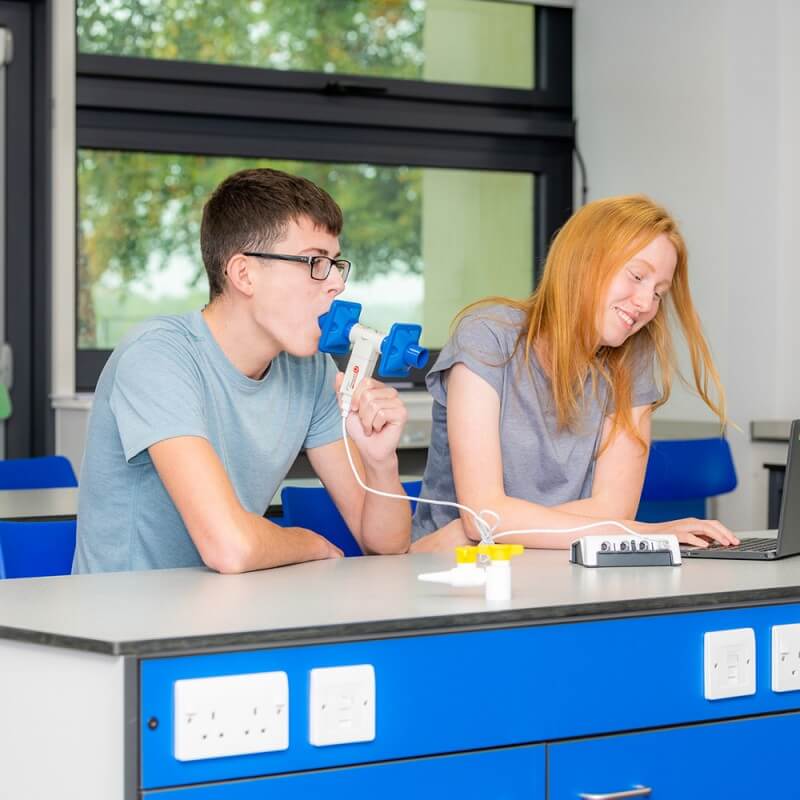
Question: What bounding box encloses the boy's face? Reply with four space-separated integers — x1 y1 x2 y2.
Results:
249 215 346 357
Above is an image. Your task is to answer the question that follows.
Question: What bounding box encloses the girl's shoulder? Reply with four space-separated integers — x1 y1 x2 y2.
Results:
454 303 527 354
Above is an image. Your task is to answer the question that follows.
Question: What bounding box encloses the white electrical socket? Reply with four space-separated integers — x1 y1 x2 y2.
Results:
772 623 800 692
308 664 376 746
704 628 756 700
174 671 289 762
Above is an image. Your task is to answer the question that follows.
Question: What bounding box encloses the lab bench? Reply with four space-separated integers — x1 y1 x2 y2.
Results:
1 550 800 798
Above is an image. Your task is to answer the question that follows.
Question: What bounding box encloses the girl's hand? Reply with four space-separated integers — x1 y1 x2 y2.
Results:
651 518 740 548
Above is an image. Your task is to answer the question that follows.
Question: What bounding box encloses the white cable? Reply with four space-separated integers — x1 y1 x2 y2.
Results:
492 519 644 540
341 416 497 542
341 414 648 545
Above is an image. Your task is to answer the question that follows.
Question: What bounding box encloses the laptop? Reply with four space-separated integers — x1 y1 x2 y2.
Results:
682 419 800 561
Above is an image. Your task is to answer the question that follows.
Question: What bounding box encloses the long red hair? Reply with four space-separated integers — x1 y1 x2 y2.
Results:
458 195 725 449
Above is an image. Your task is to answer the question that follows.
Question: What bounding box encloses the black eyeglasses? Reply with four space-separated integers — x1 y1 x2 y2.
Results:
243 252 351 283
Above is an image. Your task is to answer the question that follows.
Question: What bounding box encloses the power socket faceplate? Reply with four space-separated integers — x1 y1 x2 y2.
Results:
772 623 800 692
174 671 288 761
309 664 376 746
704 628 756 700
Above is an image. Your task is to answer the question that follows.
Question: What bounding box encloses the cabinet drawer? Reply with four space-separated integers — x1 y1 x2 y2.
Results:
143 744 545 799
549 712 800 799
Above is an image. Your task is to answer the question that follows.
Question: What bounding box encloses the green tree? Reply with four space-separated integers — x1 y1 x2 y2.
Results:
77 0 426 76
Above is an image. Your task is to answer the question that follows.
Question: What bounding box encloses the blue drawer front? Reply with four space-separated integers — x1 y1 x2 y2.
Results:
141 603 800 789
549 712 800 799
143 745 544 799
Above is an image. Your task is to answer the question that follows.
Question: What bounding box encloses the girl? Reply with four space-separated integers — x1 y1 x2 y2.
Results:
411 195 738 550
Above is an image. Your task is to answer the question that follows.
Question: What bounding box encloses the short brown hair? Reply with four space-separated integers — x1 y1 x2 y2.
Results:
200 168 343 299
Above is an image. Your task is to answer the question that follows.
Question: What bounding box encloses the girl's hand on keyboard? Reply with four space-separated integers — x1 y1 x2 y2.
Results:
647 518 740 548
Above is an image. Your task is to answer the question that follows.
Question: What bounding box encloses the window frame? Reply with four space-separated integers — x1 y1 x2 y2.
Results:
75 3 573 391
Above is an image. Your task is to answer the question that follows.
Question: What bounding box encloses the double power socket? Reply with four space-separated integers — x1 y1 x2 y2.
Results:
704 623 800 700
173 664 375 762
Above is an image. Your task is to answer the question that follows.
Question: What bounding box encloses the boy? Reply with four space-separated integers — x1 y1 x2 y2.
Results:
73 168 411 573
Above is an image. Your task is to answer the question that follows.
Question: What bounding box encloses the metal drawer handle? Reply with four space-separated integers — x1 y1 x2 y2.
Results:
579 787 653 800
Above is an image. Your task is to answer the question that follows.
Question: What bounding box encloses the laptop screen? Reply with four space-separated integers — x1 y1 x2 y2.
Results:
776 419 800 557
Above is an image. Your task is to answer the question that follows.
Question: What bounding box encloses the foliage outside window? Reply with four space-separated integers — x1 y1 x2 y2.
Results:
77 0 535 89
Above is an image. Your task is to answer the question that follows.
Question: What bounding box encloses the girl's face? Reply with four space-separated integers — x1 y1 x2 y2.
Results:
597 233 677 348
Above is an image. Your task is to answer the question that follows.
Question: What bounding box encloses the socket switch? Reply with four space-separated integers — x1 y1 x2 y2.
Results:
174 671 288 761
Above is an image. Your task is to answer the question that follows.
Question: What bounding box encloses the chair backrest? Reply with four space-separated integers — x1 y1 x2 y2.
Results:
279 480 422 557
636 438 737 523
0 519 77 579
0 455 78 490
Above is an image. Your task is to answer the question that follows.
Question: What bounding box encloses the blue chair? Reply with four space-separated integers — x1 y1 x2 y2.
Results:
0 519 77 579
636 438 737 523
0 455 77 490
279 480 422 557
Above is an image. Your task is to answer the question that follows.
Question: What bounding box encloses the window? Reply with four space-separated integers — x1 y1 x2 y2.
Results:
79 150 534 351
75 1 573 390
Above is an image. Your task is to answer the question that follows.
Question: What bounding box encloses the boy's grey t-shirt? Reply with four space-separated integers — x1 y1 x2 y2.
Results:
73 311 342 573
412 305 660 540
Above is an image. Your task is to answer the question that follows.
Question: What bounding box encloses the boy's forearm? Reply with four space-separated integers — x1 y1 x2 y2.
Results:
202 512 331 573
359 456 412 554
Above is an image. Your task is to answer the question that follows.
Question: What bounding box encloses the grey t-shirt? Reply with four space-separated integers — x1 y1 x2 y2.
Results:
412 305 660 539
73 311 342 573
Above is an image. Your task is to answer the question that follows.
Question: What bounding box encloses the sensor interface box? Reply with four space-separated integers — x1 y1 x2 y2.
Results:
570 534 681 567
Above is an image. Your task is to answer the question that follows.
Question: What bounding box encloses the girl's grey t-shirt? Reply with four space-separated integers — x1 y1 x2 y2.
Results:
73 311 342 573
412 305 661 540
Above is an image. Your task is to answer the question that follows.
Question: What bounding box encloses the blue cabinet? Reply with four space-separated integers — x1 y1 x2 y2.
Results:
549 712 800 799
139 605 800 796
141 604 800 789
143 745 545 799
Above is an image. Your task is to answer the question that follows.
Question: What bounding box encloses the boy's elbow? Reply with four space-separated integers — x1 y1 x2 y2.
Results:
362 530 411 556
195 517 256 574
201 543 250 574
205 549 250 575
382 537 411 555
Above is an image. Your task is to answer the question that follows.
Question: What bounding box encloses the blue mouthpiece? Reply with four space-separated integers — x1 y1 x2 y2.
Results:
318 300 362 354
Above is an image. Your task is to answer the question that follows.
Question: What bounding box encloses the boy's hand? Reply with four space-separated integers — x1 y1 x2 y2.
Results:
335 372 407 466
287 527 344 560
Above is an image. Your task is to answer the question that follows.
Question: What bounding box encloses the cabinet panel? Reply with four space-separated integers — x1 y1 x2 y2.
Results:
141 604 800 789
143 745 545 799
549 712 800 799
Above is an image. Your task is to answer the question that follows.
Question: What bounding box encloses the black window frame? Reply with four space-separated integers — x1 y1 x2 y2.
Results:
0 0 45 458
75 3 573 391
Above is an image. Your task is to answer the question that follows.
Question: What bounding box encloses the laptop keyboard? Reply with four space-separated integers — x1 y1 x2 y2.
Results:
703 537 777 552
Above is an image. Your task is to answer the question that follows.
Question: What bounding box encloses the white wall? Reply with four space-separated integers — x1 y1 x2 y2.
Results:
575 0 800 530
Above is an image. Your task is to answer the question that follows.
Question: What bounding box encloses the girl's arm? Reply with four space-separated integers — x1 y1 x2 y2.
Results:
555 405 653 521
447 363 737 549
